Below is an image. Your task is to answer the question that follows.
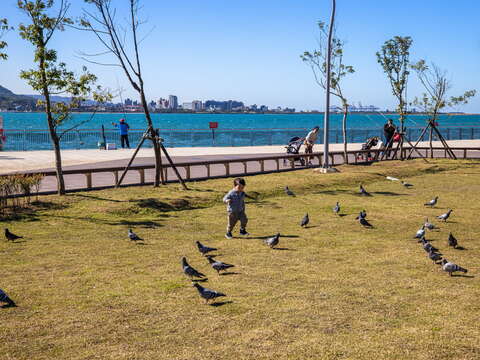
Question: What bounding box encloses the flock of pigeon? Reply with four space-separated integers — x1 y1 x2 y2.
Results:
1 174 472 307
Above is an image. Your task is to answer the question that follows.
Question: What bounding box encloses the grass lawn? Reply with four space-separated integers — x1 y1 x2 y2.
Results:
1 159 480 360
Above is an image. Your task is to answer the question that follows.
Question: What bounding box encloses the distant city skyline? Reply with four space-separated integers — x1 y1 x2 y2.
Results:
1 0 479 112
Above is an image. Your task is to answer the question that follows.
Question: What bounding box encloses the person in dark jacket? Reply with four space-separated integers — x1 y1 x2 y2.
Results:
112 118 130 148
383 119 396 155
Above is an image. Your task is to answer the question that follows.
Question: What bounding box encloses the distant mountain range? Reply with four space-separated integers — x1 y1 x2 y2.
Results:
0 85 37 110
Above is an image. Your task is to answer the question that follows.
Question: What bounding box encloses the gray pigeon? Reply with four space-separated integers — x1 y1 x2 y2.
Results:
420 237 440 254
0 288 16 308
424 218 436 230
196 241 217 256
355 210 367 220
359 217 373 228
285 186 295 196
264 233 280 248
300 213 309 227
441 259 468 276
128 229 143 242
448 233 458 249
333 202 340 215
428 249 443 264
4 228 22 242
359 185 371 196
207 256 234 274
414 225 426 239
193 283 226 304
437 209 453 222
401 181 413 188
182 257 206 279
424 196 438 207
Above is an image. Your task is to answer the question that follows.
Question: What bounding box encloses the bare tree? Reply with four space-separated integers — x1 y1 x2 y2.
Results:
80 0 186 189
411 60 476 157
301 20 354 164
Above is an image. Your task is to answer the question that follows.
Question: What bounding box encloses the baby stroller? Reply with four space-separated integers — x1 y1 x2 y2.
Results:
284 136 306 166
357 136 381 161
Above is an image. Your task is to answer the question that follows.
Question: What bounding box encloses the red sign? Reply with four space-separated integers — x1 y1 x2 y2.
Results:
209 122 218 129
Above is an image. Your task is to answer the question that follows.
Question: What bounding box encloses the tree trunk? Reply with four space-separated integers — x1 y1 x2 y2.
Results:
139 85 163 187
39 42 65 195
429 125 433 159
342 106 348 164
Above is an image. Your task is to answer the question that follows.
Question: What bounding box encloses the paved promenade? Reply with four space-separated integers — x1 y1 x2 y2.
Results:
1 140 479 195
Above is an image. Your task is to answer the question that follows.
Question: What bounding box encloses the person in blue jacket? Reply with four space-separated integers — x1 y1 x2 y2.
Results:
112 118 130 148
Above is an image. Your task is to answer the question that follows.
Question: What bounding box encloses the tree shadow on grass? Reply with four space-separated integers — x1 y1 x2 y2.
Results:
451 274 475 278
312 189 351 196
71 194 124 203
371 191 409 196
116 220 163 228
130 198 201 212
210 301 233 307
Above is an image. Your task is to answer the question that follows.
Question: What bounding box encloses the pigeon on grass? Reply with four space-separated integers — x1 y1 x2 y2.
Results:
300 214 309 227
182 257 206 279
441 259 468 276
437 209 453 222
420 238 440 253
285 186 295 196
206 256 235 275
448 233 458 249
4 229 22 242
424 197 438 207
0 288 16 308
401 181 413 188
359 185 371 196
128 229 143 242
196 241 217 256
333 202 340 215
414 225 426 239
424 218 436 230
427 249 443 264
193 283 226 304
264 233 280 248
355 210 367 220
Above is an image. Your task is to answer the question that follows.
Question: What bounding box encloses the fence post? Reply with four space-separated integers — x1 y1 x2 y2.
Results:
471 128 474 140
85 173 92 189
23 129 27 151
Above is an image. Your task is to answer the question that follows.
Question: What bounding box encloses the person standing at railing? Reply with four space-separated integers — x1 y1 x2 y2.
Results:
304 126 319 165
112 118 130 149
383 119 396 156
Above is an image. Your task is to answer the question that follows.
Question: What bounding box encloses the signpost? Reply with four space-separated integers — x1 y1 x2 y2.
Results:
0 115 4 151
209 122 218 146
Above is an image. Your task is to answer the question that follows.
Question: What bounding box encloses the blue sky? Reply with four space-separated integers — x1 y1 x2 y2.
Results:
1 0 480 112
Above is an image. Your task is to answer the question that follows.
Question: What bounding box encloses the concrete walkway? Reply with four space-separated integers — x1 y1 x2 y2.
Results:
2 139 479 175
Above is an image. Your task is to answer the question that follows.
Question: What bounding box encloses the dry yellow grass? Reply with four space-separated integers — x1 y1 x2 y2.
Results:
1 159 480 359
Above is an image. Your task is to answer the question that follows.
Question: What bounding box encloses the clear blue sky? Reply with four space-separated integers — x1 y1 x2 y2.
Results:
1 0 480 112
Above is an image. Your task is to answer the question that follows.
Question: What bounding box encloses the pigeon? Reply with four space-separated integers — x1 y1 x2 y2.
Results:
424 196 438 207
420 238 440 253
196 241 217 256
424 218 436 230
193 283 226 304
414 225 426 239
386 176 399 181
355 210 367 220
207 256 235 274
359 217 373 228
437 209 453 222
300 213 309 227
0 288 16 308
182 257 206 279
401 181 413 188
4 228 23 242
448 233 458 249
264 233 280 248
441 259 468 276
285 186 295 196
359 185 371 196
128 229 143 242
428 249 443 264
333 202 340 215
